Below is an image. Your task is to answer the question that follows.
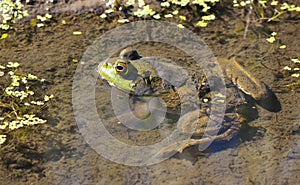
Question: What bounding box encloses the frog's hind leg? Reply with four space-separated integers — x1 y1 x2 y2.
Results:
155 121 240 157
181 121 241 152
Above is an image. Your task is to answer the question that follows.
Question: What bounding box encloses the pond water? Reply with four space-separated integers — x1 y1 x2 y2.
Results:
0 1 300 184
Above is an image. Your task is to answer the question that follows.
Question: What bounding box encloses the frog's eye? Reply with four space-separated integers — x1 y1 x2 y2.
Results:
115 63 127 73
116 65 124 71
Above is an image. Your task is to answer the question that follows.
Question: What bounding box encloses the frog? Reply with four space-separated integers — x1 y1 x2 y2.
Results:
98 48 180 96
98 48 270 155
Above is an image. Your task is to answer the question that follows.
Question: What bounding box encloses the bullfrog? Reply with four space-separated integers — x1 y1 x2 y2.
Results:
99 49 184 96
98 48 270 155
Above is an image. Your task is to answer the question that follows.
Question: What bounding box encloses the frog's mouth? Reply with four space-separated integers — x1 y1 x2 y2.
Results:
100 77 116 88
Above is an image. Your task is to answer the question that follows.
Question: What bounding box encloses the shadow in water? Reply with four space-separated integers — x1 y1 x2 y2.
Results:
239 123 266 141
173 124 262 163
255 84 281 113
173 136 242 163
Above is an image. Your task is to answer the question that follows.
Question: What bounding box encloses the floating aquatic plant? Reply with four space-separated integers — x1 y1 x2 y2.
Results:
30 13 53 28
0 62 54 145
73 31 83 35
100 0 219 27
134 4 156 17
233 0 300 22
266 31 277 43
0 0 28 30
279 45 286 49
283 58 300 91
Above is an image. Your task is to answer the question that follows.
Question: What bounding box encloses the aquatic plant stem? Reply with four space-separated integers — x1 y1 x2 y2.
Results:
243 3 252 39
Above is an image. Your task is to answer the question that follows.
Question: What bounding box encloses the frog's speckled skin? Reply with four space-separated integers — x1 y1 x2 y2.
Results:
98 48 270 155
218 58 268 100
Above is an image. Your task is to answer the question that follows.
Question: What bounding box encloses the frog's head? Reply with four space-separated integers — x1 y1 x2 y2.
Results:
120 48 141 60
98 59 140 92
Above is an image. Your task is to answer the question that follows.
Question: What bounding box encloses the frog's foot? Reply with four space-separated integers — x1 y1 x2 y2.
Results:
155 121 240 158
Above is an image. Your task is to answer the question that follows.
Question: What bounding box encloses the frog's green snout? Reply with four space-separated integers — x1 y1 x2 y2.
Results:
98 62 105 77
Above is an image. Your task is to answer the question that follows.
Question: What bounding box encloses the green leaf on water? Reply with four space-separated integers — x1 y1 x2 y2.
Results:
73 31 82 35
164 14 173 18
118 19 130 23
283 66 292 70
138 0 146 8
266 36 275 43
173 0 189 6
0 33 8 39
105 9 114 14
37 15 47 22
291 58 300 63
271 1 278 6
271 32 277 36
153 14 161 19
37 23 44 28
177 24 184 28
45 13 52 19
202 14 215 21
279 45 286 49
100 14 107 19
179 15 186 20
161 2 170 7
172 10 179 15
0 135 6 145
196 20 208 27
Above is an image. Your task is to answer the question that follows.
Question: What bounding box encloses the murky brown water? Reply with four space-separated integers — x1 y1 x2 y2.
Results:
0 1 300 184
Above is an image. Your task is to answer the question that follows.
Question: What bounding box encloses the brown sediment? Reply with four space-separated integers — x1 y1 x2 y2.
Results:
0 1 299 184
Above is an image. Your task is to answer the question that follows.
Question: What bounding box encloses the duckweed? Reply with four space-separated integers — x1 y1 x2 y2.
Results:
0 0 28 30
0 62 54 145
101 0 219 28
283 58 300 91
233 0 300 22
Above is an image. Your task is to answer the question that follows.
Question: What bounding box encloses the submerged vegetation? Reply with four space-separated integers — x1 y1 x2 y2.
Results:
0 62 54 145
